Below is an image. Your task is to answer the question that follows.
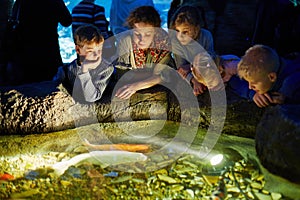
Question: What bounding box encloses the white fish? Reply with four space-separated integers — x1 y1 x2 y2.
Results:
52 150 147 176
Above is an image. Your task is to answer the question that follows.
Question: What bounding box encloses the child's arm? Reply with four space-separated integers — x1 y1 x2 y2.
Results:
74 62 114 102
270 92 285 104
115 74 161 99
177 64 191 79
190 78 207 95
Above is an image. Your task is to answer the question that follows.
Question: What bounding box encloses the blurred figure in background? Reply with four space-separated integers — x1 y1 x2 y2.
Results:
72 0 111 39
72 0 114 60
252 0 300 57
167 0 183 28
4 0 72 85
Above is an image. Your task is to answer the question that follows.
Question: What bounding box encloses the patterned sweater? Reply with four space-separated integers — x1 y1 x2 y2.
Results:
114 28 175 82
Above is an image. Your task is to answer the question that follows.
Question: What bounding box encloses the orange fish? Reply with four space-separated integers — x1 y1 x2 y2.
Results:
0 173 14 181
83 138 151 153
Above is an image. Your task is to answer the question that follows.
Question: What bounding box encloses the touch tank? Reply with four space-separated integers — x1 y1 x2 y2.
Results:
0 120 290 199
1 0 300 199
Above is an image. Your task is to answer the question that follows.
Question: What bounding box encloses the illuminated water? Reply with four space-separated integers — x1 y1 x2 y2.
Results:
0 120 271 199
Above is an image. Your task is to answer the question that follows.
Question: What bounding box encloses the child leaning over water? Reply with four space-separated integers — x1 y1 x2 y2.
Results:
237 44 300 107
169 5 219 96
113 5 175 100
53 24 114 103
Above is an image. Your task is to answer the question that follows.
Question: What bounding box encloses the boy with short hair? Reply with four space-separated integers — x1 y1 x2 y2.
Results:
53 24 114 103
237 44 300 107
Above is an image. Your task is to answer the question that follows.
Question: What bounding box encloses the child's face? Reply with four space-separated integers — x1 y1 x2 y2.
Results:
243 72 276 94
175 23 194 45
132 22 155 49
76 42 103 67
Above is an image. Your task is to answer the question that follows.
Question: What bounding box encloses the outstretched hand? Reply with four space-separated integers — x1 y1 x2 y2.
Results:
115 84 138 99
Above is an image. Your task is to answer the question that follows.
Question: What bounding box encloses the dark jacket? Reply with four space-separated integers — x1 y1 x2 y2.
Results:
11 0 72 83
270 58 300 104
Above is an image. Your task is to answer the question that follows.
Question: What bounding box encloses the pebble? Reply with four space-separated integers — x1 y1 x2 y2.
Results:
0 151 286 199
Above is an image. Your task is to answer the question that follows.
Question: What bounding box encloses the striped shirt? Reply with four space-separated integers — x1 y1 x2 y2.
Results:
72 1 110 39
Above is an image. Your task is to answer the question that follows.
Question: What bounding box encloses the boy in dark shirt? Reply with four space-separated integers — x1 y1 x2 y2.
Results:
237 44 300 107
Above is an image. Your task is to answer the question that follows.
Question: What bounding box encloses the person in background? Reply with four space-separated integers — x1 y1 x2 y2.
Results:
72 0 110 39
5 0 72 85
72 0 114 60
167 1 208 30
169 5 217 96
53 24 114 103
167 0 183 29
251 0 300 57
237 44 300 107
109 0 154 35
113 6 175 100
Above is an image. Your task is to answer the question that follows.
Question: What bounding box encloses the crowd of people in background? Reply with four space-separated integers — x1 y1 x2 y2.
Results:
0 0 299 108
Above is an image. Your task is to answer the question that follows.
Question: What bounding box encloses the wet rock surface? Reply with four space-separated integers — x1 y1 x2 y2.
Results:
0 80 263 137
0 81 170 135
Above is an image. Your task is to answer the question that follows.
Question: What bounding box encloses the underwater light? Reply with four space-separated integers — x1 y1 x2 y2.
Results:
202 153 226 185
210 154 224 166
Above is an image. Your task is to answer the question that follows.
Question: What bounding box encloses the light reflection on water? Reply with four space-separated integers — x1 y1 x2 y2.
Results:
59 0 171 63
0 120 271 199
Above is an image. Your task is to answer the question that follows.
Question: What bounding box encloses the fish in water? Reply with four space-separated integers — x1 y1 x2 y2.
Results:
0 173 14 181
52 150 147 176
83 138 151 153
